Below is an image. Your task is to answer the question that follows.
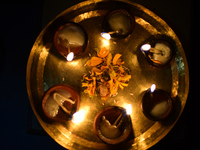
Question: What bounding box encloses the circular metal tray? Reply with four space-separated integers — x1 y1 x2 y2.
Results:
26 0 189 149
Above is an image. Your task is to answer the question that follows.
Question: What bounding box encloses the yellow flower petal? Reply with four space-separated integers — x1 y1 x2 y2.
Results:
106 53 112 66
113 54 122 65
90 57 103 66
98 47 109 58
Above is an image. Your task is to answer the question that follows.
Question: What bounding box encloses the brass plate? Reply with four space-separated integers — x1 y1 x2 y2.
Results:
26 0 189 149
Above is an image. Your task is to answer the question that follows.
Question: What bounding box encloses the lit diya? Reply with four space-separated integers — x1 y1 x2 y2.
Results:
141 84 172 121
54 22 88 61
42 84 80 122
101 9 135 39
94 105 132 144
140 40 174 67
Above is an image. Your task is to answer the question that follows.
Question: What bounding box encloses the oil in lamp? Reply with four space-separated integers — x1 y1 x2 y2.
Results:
140 40 174 67
42 84 80 122
101 9 135 39
54 22 88 61
141 84 173 121
94 105 132 144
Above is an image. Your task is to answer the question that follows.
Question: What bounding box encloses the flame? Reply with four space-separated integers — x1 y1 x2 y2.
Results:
150 84 156 93
141 43 151 51
102 39 110 47
100 32 111 40
66 52 74 61
71 106 89 124
71 109 86 124
125 104 132 115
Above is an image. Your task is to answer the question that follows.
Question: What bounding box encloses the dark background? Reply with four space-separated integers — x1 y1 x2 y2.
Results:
0 0 196 149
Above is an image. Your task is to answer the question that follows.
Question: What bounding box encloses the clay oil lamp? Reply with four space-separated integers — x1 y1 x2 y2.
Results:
141 84 172 121
94 105 132 144
42 84 80 122
54 22 88 61
101 9 135 39
140 40 174 67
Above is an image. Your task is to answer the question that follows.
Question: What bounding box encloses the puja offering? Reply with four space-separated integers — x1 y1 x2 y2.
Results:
42 84 80 122
141 84 172 120
102 9 135 39
54 22 88 61
26 0 189 150
82 47 131 100
94 106 132 144
140 39 174 67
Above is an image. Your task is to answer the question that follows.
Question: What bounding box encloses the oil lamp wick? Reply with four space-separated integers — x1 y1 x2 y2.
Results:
112 106 130 127
62 39 74 61
108 29 123 35
113 113 123 126
101 29 123 40
140 43 165 56
53 93 74 115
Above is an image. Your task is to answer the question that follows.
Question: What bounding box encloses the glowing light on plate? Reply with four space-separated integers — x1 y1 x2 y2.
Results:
102 39 110 47
66 52 74 61
150 84 156 93
140 43 151 51
101 32 111 40
126 104 132 115
72 109 86 124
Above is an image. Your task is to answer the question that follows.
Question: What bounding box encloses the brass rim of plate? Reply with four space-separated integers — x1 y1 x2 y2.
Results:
26 0 189 149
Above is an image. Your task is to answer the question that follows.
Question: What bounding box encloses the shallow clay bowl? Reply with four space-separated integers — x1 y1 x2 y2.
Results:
94 106 132 144
53 22 88 58
42 84 80 122
141 89 172 121
102 9 135 39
